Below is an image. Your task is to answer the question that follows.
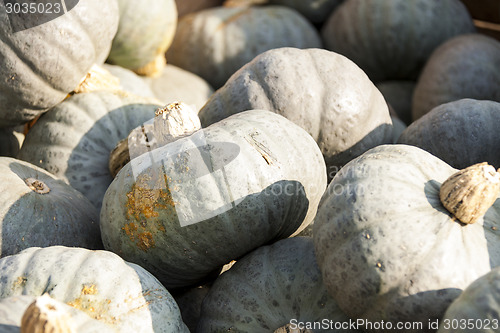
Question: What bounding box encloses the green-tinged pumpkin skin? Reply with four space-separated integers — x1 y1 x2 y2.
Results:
166 6 322 88
412 34 500 121
313 144 500 333
398 99 500 169
321 0 475 82
18 91 162 211
0 0 119 127
198 237 360 332
100 110 327 289
0 157 101 258
0 246 189 333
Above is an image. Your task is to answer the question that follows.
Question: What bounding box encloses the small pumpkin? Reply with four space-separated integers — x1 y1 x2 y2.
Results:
166 5 322 88
398 99 500 169
198 47 393 179
107 0 178 77
0 246 189 332
321 0 475 82
0 0 119 127
18 90 162 210
412 33 500 120
198 237 360 332
100 110 327 289
313 144 500 332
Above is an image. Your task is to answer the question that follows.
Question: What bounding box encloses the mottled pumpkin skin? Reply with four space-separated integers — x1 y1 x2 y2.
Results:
166 6 322 88
18 91 162 211
100 110 327 289
412 34 500 120
398 99 500 170
0 246 189 333
321 0 475 82
107 0 177 73
0 157 101 258
313 144 500 333
438 268 500 333
198 237 360 332
268 0 344 23
0 0 119 127
198 47 393 178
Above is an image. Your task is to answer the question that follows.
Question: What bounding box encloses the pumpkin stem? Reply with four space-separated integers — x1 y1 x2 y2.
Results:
439 162 500 224
74 64 120 94
133 54 166 78
25 178 50 194
21 294 76 333
274 323 313 333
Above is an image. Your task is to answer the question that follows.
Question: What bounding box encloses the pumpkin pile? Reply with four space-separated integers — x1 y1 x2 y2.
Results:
1 0 500 332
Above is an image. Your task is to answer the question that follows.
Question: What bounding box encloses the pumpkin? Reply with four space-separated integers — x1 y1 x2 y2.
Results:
198 47 393 179
100 109 327 289
0 246 189 332
102 64 157 99
376 81 416 126
0 0 119 127
313 144 500 332
17 90 162 210
438 267 500 333
107 0 177 77
0 295 110 333
0 127 24 157
321 0 475 82
166 5 322 88
0 157 101 257
175 0 223 17
267 0 344 23
412 33 500 121
398 99 500 169
141 64 214 112
198 236 360 332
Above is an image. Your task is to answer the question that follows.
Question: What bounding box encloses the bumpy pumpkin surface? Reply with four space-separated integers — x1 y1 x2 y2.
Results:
0 157 101 257
100 110 327 289
398 99 500 169
412 34 500 120
0 246 189 332
438 267 500 333
107 0 177 76
198 47 393 178
0 0 119 127
321 0 475 82
198 237 360 332
18 91 162 210
313 144 500 333
166 5 322 88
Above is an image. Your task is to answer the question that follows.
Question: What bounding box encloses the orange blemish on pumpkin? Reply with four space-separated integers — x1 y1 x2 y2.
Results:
82 284 98 295
137 232 155 251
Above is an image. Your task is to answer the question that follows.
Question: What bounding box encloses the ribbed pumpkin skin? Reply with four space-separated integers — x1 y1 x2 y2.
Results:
398 99 500 169
166 6 322 88
0 157 101 257
313 144 500 333
100 110 327 289
198 237 360 332
18 91 162 210
107 0 177 73
0 295 110 333
321 0 475 82
438 268 500 333
0 0 119 127
412 34 500 120
0 246 189 333
268 0 344 23
198 47 393 177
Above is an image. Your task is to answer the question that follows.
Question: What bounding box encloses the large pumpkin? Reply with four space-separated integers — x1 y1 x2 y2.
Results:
100 110 327 289
18 90 162 210
0 0 119 127
0 157 101 257
107 0 177 77
398 99 500 169
198 47 393 178
198 237 360 332
0 246 189 332
314 144 500 333
412 33 500 120
321 0 475 82
166 5 322 88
